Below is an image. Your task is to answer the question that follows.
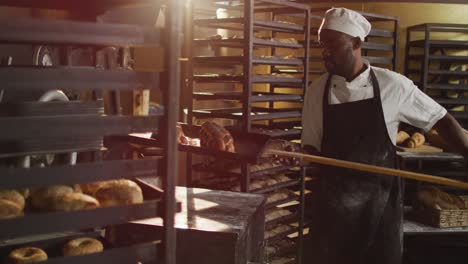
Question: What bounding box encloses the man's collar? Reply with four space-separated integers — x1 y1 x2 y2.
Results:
331 59 371 84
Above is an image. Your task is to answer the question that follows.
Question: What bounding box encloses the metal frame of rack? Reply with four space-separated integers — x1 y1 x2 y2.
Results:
183 1 310 263
405 23 468 127
0 1 182 263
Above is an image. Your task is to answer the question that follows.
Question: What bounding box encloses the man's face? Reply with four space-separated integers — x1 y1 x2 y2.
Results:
319 29 358 77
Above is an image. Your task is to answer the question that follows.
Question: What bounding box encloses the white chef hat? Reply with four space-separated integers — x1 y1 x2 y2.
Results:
319 7 371 41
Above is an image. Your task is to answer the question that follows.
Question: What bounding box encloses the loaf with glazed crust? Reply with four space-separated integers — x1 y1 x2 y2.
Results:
199 122 235 153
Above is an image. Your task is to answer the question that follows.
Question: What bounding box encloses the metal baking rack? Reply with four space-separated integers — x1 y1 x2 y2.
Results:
0 1 182 263
405 23 468 127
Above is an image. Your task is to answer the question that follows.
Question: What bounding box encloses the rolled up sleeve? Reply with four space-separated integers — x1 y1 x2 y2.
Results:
398 79 447 131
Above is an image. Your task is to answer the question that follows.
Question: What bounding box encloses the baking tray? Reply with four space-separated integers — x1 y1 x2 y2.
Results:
0 179 176 240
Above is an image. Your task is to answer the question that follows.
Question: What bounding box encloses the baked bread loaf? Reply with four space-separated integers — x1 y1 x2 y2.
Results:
31 185 74 211
396 131 410 145
7 247 48 264
0 190 25 211
52 193 100 211
0 199 23 219
199 122 235 153
62 237 104 257
94 180 143 206
32 185 99 212
407 132 425 148
417 187 466 210
81 181 110 196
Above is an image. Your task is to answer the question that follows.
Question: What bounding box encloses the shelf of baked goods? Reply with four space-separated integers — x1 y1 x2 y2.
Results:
264 237 298 262
192 161 294 179
266 191 300 210
0 229 161 264
406 23 468 33
425 83 468 91
192 107 302 121
194 37 303 49
432 98 468 105
193 91 303 102
408 40 468 49
0 66 159 92
266 212 299 232
272 67 326 76
0 178 168 240
266 224 300 243
408 55 468 63
407 69 468 77
0 18 161 47
194 17 305 33
193 73 303 84
191 170 302 193
193 55 304 66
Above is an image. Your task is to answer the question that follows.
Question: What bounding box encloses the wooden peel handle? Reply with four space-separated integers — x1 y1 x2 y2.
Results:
269 149 468 189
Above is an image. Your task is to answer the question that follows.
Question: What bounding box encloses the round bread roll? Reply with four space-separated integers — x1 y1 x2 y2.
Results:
94 180 143 206
31 185 74 211
81 181 110 196
62 237 104 257
407 132 425 149
0 190 25 210
51 193 100 211
396 131 410 145
8 247 48 264
0 199 23 219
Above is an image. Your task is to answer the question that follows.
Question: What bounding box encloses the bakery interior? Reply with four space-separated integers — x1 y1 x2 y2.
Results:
0 0 467 263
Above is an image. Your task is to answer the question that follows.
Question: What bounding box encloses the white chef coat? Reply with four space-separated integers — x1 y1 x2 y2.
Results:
301 61 447 151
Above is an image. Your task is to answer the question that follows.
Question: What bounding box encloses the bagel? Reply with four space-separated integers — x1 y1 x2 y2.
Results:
94 180 143 206
31 185 74 211
62 237 104 257
0 199 23 219
51 193 100 211
0 190 25 210
7 247 48 264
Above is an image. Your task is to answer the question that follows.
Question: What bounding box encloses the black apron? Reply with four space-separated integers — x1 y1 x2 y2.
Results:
308 70 403 264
